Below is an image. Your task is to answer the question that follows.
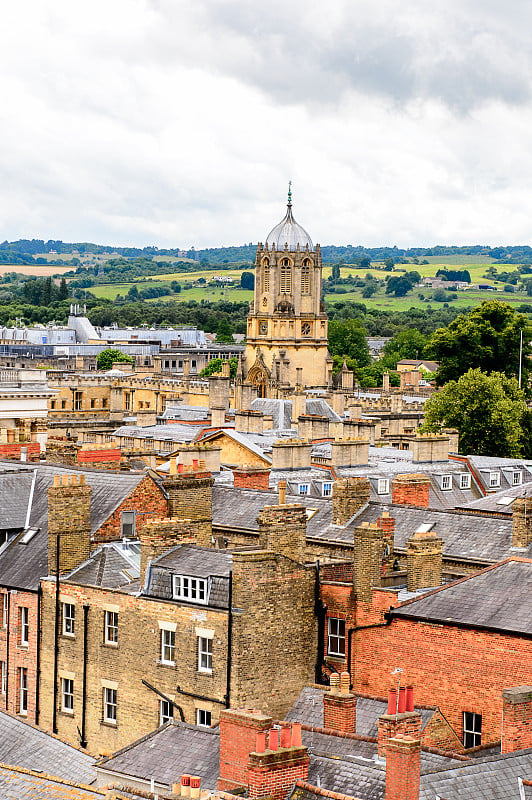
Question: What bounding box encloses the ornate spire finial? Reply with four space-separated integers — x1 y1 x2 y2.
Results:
287 180 292 206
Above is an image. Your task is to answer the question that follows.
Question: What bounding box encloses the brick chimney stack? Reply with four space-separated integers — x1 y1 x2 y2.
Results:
377 511 395 572
353 522 384 602
218 708 309 800
323 671 357 733
378 687 422 757
501 686 532 754
511 498 532 549
257 504 307 562
138 518 197 586
47 474 92 575
332 477 371 525
406 526 443 591
391 474 430 508
163 457 214 547
232 465 271 491
384 734 421 800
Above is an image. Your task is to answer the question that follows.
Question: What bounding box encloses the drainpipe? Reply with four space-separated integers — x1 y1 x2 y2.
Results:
80 604 89 748
52 535 60 734
141 679 185 721
35 586 42 725
225 571 232 708
4 590 11 711
314 561 328 684
347 620 391 690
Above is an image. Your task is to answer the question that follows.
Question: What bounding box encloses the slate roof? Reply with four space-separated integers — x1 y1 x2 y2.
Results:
457 481 532 514
465 455 532 494
307 753 385 800
0 462 147 590
391 559 532 635
418 748 532 799
0 764 102 799
97 722 220 790
0 710 96 784
113 424 206 444
0 471 35 531
68 542 141 589
286 687 435 737
162 404 210 421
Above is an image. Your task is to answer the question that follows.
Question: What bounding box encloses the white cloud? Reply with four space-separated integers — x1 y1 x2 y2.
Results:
1 0 532 247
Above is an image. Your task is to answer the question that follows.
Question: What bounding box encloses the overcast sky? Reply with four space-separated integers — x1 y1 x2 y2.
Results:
2 0 532 249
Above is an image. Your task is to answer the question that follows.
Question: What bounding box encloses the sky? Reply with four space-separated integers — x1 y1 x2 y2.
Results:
2 0 532 249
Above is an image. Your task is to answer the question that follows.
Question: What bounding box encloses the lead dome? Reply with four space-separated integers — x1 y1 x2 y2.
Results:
265 190 314 252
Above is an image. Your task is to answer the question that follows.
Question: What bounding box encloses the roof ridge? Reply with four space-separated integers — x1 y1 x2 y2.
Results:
0 760 102 793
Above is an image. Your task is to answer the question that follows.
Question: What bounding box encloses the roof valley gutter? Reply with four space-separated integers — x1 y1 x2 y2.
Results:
24 469 37 529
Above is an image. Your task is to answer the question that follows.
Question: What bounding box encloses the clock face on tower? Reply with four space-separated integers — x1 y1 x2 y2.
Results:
260 322 268 335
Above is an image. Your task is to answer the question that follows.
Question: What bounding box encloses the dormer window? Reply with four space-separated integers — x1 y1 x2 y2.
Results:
489 472 500 488
512 471 522 486
322 482 332 497
440 475 452 491
377 479 389 495
173 575 209 604
460 473 471 489
298 483 310 495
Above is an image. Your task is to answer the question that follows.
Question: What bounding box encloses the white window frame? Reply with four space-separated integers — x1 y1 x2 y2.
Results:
121 511 136 538
327 617 346 657
160 628 176 666
459 473 471 489
61 678 74 713
198 636 213 674
440 475 452 491
463 711 482 748
0 661 6 694
20 606 29 646
322 482 332 498
160 699 173 726
62 603 75 637
104 611 118 645
173 575 208 604
298 483 310 496
196 708 212 727
489 472 500 488
377 479 389 495
2 593 8 628
512 471 523 486
103 687 117 724
19 667 28 715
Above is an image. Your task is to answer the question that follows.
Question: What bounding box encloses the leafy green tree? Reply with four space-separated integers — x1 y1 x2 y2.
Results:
427 300 532 388
58 277 69 300
96 348 134 370
328 319 371 367
385 276 412 297
199 356 238 379
421 368 530 457
216 318 234 343
380 329 429 368
240 271 255 290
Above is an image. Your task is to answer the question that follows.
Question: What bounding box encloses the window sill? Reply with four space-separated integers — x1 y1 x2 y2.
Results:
101 719 117 728
60 709 74 717
18 711 28 718
102 642 119 649
198 668 213 675
18 644 29 650
327 654 346 661
157 660 176 668
61 633 76 641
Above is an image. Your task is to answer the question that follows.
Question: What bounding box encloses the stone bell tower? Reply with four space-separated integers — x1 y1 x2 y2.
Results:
244 186 331 396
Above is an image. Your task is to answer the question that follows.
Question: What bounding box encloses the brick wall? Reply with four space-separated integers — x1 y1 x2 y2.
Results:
352 614 532 745
384 735 421 800
94 475 167 543
512 499 532 548
0 589 39 723
138 518 197 585
257 505 308 562
0 442 40 461
232 467 271 491
406 529 443 591
39 580 229 755
353 523 383 602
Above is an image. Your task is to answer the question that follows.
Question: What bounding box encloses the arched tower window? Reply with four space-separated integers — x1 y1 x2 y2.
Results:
301 259 311 294
262 259 270 292
280 258 292 293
